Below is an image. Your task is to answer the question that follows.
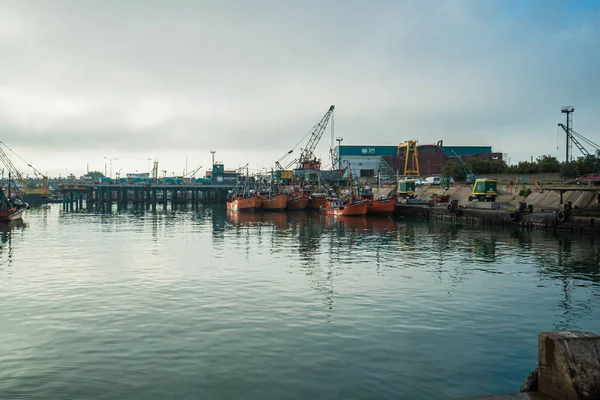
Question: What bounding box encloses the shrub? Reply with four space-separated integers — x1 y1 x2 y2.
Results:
518 188 532 197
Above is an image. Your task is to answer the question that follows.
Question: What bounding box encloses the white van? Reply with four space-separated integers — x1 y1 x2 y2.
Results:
423 176 441 185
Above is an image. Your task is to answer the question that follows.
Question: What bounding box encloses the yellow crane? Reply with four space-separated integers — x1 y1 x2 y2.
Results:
396 140 420 176
0 141 50 196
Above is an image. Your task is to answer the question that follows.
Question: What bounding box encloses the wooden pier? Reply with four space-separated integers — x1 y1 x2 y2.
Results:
58 183 233 211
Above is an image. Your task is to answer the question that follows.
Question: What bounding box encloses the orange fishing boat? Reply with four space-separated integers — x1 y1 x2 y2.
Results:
367 198 396 217
226 194 262 213
260 193 288 211
320 198 367 216
287 194 308 210
307 193 327 211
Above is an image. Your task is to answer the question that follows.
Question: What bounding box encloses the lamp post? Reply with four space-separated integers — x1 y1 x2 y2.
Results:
336 137 343 169
210 151 216 166
104 157 118 179
147 158 152 173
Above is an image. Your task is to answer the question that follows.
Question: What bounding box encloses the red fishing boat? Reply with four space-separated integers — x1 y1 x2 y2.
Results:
287 194 308 210
260 193 288 211
0 190 28 222
320 198 367 216
226 194 262 213
367 198 396 217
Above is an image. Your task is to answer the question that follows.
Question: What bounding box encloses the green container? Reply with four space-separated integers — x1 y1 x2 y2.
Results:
441 176 452 188
398 180 416 194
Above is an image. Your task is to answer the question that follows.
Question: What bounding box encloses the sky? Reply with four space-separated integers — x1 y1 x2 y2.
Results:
0 0 599 177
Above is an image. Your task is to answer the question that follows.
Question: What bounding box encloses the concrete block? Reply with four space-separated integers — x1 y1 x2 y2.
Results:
538 331 600 400
465 201 501 210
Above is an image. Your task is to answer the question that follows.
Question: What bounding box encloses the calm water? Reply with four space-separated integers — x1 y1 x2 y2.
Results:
1 204 600 399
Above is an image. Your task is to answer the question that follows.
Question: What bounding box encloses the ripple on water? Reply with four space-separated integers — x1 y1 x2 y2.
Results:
0 205 599 399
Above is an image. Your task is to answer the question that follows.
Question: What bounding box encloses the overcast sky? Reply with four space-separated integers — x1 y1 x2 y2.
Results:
0 0 599 177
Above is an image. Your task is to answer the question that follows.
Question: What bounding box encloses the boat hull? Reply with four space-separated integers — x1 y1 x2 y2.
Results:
287 195 308 211
0 206 27 221
307 195 327 211
260 194 288 211
322 200 368 216
227 196 262 213
367 198 396 216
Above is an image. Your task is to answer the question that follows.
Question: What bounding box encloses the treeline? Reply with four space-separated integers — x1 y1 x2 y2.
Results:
442 155 597 180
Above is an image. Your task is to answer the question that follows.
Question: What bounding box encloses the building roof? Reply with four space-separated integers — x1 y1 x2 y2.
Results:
338 145 492 157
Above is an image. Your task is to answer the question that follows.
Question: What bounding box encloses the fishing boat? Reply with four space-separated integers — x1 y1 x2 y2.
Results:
367 198 396 217
320 197 367 216
260 193 288 211
307 193 327 211
0 180 28 222
226 167 262 212
227 194 262 213
287 193 308 210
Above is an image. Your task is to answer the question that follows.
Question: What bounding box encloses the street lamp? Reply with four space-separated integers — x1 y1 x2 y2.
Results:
336 137 343 169
104 157 118 179
210 150 216 166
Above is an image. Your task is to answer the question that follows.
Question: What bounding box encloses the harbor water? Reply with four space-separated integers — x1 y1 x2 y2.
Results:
1 204 600 399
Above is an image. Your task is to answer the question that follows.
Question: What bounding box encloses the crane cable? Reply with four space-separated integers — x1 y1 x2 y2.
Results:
0 141 44 178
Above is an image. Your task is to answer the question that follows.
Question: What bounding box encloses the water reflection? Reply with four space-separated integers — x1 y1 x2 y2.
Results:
0 219 25 273
56 204 600 332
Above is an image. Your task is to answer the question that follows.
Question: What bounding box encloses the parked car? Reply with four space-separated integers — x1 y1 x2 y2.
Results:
575 174 600 185
423 176 441 185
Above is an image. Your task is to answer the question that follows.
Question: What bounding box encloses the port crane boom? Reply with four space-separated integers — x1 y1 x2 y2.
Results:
275 105 335 170
0 141 50 194
558 124 600 172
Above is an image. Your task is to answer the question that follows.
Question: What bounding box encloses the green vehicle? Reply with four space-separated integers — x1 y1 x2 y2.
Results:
469 178 497 202
397 179 416 198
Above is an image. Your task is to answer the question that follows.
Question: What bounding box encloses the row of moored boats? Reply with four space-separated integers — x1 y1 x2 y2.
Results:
226 191 396 217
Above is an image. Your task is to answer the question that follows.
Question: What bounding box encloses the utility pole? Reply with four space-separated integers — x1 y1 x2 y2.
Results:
561 106 574 162
104 157 118 178
335 137 343 169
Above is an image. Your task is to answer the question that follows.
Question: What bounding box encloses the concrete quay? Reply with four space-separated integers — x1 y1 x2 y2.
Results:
397 183 600 235
455 331 600 400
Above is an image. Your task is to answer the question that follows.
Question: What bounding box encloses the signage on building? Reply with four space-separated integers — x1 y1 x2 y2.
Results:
361 147 377 155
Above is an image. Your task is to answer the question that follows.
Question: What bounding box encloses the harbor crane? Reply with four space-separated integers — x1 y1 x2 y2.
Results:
450 150 476 184
396 140 420 176
557 123 600 173
275 105 335 170
183 166 203 178
0 141 50 195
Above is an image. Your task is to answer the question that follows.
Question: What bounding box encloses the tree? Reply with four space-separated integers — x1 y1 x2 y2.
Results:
442 159 465 180
536 155 560 173
84 171 105 179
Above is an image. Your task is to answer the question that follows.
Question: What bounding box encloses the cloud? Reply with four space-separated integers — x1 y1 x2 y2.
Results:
0 0 598 175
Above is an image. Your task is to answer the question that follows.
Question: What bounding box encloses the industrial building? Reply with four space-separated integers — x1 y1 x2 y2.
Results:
335 142 502 178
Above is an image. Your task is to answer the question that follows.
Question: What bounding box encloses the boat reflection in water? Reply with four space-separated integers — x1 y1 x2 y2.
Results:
226 210 288 229
0 218 26 233
321 215 397 233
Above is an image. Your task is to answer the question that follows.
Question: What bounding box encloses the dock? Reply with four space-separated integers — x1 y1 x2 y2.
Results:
58 182 234 211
